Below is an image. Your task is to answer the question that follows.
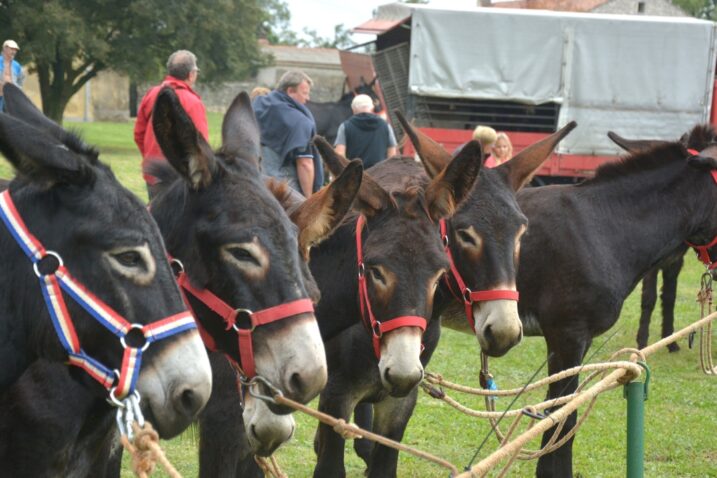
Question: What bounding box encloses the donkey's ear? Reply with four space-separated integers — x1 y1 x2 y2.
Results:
688 144 717 170
0 113 93 186
221 91 261 168
291 159 363 260
395 110 451 178
426 140 482 220
607 131 669 154
313 135 390 216
153 88 216 190
497 121 577 192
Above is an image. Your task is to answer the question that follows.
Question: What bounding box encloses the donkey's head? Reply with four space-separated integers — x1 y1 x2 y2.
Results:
398 113 576 356
0 84 212 438
315 136 481 397
150 89 361 409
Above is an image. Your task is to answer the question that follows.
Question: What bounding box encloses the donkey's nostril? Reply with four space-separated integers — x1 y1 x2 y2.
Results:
483 324 494 343
289 372 304 397
251 424 258 439
383 367 393 385
177 388 203 417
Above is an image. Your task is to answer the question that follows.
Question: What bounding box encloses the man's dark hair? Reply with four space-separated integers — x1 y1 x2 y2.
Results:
167 50 198 80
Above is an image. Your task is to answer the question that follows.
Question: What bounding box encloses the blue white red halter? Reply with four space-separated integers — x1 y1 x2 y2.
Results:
0 190 197 402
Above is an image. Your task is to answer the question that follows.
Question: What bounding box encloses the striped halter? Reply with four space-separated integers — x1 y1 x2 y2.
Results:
0 190 197 403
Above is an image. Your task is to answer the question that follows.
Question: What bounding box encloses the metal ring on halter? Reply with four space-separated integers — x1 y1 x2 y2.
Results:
32 250 64 278
170 257 185 276
372 320 383 338
120 323 151 352
358 262 366 278
232 308 255 331
107 386 126 408
442 234 449 248
243 375 283 404
463 287 473 304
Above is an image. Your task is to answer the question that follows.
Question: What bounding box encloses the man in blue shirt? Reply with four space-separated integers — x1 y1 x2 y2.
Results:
253 70 323 197
0 40 25 112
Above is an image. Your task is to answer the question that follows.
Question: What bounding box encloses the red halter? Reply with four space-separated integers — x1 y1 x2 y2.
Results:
439 219 519 331
685 148 717 270
355 215 427 358
172 259 314 378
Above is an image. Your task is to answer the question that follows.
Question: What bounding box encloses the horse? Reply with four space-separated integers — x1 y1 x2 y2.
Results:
0 84 212 474
344 116 576 477
307 77 382 144
512 124 717 477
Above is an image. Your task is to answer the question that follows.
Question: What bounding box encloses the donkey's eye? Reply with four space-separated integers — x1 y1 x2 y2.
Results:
113 250 142 268
369 267 386 285
457 229 477 246
228 247 260 266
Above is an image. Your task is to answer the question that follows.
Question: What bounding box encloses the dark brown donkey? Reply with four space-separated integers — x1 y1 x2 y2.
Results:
309 137 482 478
346 117 576 476
514 124 717 478
0 84 212 475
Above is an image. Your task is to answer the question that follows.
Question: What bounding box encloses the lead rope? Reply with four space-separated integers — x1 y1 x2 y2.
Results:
696 272 717 374
120 421 182 478
254 455 288 478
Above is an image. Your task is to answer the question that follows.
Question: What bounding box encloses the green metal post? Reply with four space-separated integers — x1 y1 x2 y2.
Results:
625 363 649 478
625 381 645 478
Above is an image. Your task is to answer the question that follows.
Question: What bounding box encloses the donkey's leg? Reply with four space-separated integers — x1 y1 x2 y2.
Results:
353 401 374 466
536 336 591 478
365 389 419 478
660 254 684 352
198 354 247 478
637 268 658 349
313 378 361 478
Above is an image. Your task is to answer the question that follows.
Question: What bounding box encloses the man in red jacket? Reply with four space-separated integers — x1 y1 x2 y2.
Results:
134 50 208 196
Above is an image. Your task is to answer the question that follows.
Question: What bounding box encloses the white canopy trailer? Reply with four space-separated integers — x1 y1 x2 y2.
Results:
362 4 717 177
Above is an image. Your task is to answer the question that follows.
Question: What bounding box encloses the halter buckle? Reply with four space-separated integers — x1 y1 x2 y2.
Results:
372 320 383 338
170 258 185 277
32 250 63 278
120 323 150 352
463 287 474 304
232 308 255 331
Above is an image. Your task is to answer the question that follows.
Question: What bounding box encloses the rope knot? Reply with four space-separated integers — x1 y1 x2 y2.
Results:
333 419 363 440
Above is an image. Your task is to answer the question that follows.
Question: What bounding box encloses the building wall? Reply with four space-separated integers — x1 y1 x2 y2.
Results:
592 0 688 16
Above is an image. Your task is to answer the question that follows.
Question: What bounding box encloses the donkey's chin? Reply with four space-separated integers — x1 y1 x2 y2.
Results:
473 301 523 358
254 315 327 406
244 397 296 456
378 329 424 397
136 330 212 438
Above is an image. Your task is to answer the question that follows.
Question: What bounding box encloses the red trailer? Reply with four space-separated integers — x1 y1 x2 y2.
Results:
351 5 717 182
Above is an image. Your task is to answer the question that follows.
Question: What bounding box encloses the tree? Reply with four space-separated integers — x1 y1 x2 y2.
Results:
0 0 271 122
672 0 716 19
299 24 353 49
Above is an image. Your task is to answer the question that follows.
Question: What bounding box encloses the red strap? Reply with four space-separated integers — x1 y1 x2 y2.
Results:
176 273 236 325
439 219 519 331
469 290 520 302
356 215 429 359
250 298 314 327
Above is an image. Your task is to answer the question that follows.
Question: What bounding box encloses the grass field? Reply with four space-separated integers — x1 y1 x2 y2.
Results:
2 116 716 477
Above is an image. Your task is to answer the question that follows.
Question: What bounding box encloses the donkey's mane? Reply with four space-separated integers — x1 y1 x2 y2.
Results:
61 128 99 164
581 142 687 186
684 123 717 150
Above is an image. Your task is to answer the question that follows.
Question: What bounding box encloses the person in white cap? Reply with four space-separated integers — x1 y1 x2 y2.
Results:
334 94 396 169
0 39 25 112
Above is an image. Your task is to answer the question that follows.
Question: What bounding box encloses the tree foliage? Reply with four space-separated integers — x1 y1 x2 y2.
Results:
0 0 270 122
672 0 717 19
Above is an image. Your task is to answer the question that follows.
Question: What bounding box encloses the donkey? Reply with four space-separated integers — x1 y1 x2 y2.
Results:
307 136 484 478
307 77 382 144
0 84 212 437
346 116 576 474
607 130 696 352
513 124 717 477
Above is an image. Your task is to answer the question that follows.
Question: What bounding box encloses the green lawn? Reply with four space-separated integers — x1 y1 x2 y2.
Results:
2 118 716 477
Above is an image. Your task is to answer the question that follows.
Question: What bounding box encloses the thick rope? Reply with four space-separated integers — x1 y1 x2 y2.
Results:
255 455 288 478
272 394 460 476
120 422 182 478
696 274 717 374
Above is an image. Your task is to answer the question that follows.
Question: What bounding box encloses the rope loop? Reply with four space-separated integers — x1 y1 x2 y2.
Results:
120 421 181 478
333 419 364 440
